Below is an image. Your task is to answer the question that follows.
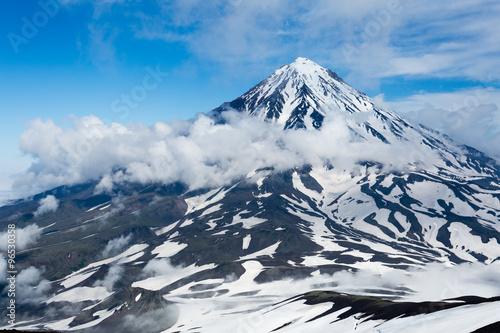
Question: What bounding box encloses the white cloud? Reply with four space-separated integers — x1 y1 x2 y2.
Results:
16 266 51 304
93 264 124 292
13 111 443 197
381 54 455 77
58 0 500 89
117 0 500 85
102 234 132 257
382 88 500 158
143 258 173 277
94 174 114 194
87 22 119 70
0 224 43 251
34 195 59 216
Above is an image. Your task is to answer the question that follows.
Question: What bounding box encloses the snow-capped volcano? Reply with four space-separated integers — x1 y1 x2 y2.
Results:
2 58 500 332
214 57 375 129
214 57 499 179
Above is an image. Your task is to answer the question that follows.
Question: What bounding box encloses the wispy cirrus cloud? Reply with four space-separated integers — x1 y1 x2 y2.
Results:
59 0 500 93
120 0 500 85
375 1 500 79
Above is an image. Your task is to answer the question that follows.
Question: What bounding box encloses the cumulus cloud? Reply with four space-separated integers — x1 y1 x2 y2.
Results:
0 224 43 251
94 264 124 292
15 266 51 304
94 174 114 195
13 111 442 196
102 234 132 258
34 195 60 216
143 258 174 277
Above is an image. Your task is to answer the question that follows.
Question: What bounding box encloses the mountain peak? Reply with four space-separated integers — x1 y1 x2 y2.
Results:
281 57 339 81
288 57 319 70
293 56 310 62
213 57 374 129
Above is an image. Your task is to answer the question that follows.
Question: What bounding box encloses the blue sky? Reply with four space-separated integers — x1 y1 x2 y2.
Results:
1 0 500 201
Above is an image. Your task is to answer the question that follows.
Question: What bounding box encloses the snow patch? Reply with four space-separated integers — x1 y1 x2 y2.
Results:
60 270 98 289
239 241 281 261
46 287 112 304
242 235 252 250
152 241 187 258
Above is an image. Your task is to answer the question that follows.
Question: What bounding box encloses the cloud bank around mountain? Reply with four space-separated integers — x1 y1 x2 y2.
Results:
14 111 442 196
373 87 500 159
